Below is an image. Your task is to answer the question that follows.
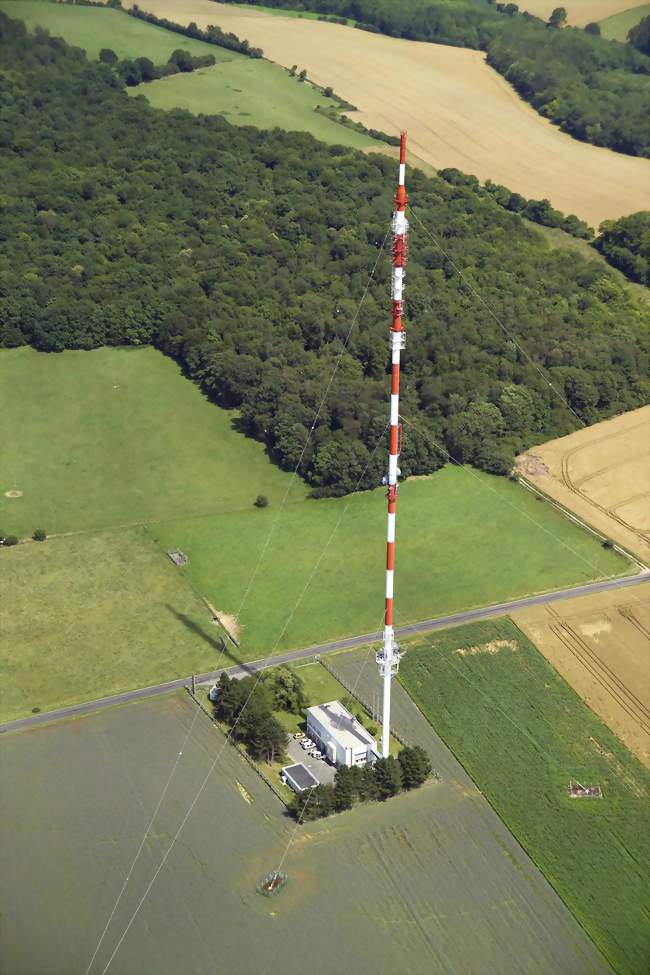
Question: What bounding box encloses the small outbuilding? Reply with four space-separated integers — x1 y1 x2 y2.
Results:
306 700 377 768
280 763 320 793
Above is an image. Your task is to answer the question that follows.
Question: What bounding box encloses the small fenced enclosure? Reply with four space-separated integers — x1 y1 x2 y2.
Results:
167 549 188 567
256 871 288 897
568 781 602 799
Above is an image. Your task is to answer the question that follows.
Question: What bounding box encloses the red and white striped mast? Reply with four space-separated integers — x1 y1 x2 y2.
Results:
377 132 408 759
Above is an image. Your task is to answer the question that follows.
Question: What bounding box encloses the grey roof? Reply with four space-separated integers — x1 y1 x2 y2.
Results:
307 700 376 750
281 763 319 791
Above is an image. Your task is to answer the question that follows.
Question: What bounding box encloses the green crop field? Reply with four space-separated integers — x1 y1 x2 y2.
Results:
0 692 611 973
0 0 378 147
398 618 650 975
599 3 650 40
0 0 236 60
0 346 629 721
136 59 377 146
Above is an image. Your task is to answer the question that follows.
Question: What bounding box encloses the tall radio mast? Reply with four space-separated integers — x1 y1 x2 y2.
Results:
376 132 408 759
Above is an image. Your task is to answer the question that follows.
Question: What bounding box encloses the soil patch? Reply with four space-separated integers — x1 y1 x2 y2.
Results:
455 639 518 656
4 490 23 499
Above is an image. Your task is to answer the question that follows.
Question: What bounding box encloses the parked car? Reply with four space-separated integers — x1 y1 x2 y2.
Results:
301 739 314 749
293 732 305 740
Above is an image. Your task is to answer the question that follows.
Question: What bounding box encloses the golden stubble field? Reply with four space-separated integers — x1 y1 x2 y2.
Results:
520 0 645 26
513 583 650 767
518 405 650 564
129 0 650 226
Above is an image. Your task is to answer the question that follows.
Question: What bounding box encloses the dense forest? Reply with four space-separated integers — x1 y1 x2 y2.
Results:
219 0 650 156
595 212 650 286
2 13 649 494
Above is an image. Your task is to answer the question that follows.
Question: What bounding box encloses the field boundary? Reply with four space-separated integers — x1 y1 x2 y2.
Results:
516 475 647 572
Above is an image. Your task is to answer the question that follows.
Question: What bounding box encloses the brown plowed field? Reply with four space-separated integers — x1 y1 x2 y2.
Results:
128 0 650 227
521 1 645 26
517 405 650 564
513 583 650 767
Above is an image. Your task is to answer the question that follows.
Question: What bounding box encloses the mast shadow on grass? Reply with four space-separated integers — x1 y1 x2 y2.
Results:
165 604 254 673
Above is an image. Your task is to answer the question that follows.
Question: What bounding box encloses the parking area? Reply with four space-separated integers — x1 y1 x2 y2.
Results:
286 735 336 786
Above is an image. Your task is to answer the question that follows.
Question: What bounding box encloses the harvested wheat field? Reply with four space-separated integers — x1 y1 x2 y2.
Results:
518 405 650 564
513 582 650 767
129 0 650 226
520 0 645 26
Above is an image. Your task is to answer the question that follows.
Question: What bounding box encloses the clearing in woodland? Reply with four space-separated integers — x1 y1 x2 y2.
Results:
0 692 612 974
127 0 650 226
599 2 650 38
513 582 650 767
0 346 628 721
517 405 650 565
393 617 650 975
0 0 378 148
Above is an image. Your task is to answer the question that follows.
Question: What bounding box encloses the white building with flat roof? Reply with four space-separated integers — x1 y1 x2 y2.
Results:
306 700 377 768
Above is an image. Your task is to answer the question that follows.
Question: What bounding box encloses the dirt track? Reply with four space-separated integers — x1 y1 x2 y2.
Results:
514 582 650 767
520 1 645 26
131 0 650 226
518 406 650 564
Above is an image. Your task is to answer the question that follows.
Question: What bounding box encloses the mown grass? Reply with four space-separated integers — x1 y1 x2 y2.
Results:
154 466 626 657
399 617 650 975
0 346 305 537
0 0 236 60
599 3 650 41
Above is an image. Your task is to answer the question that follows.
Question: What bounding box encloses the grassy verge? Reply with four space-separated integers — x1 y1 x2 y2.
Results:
398 618 650 975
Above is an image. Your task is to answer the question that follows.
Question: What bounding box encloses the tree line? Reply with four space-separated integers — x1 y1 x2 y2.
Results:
218 0 650 156
595 212 650 286
2 15 649 496
129 3 263 59
98 46 217 87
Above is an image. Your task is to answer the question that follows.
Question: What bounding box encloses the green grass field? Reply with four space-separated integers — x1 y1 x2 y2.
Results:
0 346 628 720
0 0 378 147
0 346 305 536
398 618 650 975
0 0 236 60
599 3 650 40
0 692 611 974
137 59 377 146
0 528 223 720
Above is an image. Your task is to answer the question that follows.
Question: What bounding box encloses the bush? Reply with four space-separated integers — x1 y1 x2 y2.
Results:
32 528 47 541
2 535 18 546
602 538 615 550
254 494 269 508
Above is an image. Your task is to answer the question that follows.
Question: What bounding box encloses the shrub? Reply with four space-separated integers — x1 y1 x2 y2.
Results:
32 528 47 541
254 494 269 508
2 535 18 547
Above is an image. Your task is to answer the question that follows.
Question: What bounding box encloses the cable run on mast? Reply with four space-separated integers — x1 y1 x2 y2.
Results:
376 131 408 759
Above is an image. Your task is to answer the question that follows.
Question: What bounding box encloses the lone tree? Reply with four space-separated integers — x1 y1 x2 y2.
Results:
398 746 432 789
548 7 567 29
628 15 650 55
298 69 307 82
264 665 306 714
99 48 118 65
32 528 47 541
254 494 268 508
584 22 600 36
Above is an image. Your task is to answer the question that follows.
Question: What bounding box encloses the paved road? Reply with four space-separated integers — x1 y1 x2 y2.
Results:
2 571 648 735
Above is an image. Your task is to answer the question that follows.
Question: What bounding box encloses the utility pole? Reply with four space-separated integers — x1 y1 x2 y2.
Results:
376 132 408 759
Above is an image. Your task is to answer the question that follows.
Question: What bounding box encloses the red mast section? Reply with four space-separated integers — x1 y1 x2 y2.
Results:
377 132 408 759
